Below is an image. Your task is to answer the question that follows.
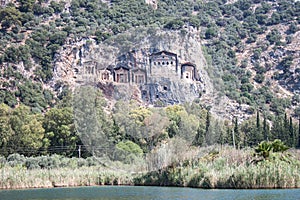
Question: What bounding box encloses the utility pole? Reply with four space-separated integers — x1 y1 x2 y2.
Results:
78 145 81 158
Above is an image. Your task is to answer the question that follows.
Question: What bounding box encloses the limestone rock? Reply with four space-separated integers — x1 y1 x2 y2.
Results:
145 0 158 9
52 27 253 121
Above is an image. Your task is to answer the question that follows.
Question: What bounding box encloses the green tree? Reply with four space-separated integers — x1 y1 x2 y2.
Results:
194 125 205 146
165 105 185 138
114 140 143 163
165 105 198 145
0 104 13 156
143 111 169 149
18 0 35 12
289 117 294 146
262 115 270 141
240 117 258 147
205 110 211 136
266 29 282 45
254 74 265 83
0 6 21 29
254 111 263 144
50 1 66 14
164 18 184 30
234 117 240 148
256 111 260 130
205 27 218 39
279 56 293 75
43 107 77 156
225 122 234 146
215 120 227 146
270 115 283 141
178 110 198 144
113 101 138 142
74 86 114 157
112 101 169 152
8 105 45 156
283 113 289 144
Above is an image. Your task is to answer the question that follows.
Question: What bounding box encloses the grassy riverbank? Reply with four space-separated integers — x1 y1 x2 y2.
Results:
135 147 300 189
1 146 300 190
0 166 134 189
0 155 136 189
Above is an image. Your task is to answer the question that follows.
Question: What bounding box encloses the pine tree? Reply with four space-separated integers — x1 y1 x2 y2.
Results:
216 121 226 147
193 125 205 146
289 116 294 147
234 117 239 148
283 113 289 144
205 110 210 135
255 111 263 143
204 110 211 145
226 126 233 146
241 117 257 147
256 111 260 130
297 117 300 148
263 115 269 141
271 115 283 141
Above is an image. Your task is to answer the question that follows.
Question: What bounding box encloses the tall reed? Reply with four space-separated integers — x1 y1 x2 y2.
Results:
0 166 134 189
135 147 300 189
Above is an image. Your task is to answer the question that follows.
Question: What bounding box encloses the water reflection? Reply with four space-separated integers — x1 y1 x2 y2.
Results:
0 186 300 200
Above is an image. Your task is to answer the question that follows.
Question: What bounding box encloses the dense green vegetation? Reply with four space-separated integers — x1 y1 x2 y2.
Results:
0 88 299 158
0 0 299 114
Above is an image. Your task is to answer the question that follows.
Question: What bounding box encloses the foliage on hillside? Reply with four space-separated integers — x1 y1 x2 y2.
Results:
0 0 300 157
0 0 299 113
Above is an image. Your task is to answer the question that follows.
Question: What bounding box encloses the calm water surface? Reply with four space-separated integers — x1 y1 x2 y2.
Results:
0 186 300 200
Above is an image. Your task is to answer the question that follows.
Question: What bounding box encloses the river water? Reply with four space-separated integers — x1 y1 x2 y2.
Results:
0 186 300 200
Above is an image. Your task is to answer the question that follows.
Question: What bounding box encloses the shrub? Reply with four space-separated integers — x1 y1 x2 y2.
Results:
287 23 298 34
115 141 143 164
7 153 25 167
0 156 6 168
164 19 184 30
255 139 289 159
240 83 253 93
25 157 39 169
205 27 218 39
86 157 98 167
254 74 265 83
246 33 257 43
266 30 282 45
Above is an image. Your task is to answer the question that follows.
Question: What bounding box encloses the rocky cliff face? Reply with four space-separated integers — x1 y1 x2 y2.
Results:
54 27 217 108
53 27 257 121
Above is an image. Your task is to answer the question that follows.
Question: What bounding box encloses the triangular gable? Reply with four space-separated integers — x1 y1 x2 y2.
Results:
150 50 177 57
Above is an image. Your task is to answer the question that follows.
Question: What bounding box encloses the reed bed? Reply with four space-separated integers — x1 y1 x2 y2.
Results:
134 147 300 189
1 147 300 189
0 166 134 189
